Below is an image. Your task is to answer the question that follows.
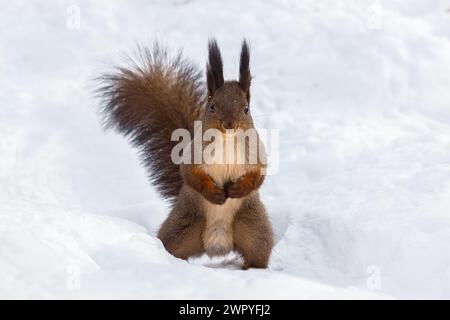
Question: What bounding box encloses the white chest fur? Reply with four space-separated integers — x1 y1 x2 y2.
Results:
201 133 247 256
202 132 248 185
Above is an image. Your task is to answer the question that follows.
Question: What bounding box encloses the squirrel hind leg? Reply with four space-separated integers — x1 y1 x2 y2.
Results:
157 208 205 260
233 197 274 269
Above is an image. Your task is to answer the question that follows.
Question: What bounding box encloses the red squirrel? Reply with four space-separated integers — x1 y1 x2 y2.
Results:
97 39 273 269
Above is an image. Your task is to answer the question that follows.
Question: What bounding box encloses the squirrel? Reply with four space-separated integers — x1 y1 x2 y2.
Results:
97 39 273 269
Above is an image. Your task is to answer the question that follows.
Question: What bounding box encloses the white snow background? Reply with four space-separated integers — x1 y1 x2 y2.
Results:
1 0 450 299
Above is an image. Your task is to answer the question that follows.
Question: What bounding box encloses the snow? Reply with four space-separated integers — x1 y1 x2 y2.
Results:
1 0 450 299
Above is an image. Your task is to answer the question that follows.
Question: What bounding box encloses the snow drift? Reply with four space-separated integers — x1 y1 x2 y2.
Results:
1 0 450 299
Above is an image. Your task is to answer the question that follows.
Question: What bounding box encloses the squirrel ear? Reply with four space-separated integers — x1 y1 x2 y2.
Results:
207 38 224 97
239 39 252 101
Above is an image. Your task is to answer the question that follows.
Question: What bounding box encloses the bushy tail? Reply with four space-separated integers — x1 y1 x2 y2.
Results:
96 44 205 201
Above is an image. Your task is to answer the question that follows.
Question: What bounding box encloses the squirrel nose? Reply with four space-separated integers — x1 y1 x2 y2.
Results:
222 120 237 130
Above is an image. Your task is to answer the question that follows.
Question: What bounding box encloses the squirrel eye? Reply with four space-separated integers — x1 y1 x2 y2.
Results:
244 105 250 114
209 104 215 113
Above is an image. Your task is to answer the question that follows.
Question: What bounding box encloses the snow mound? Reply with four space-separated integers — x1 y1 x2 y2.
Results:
1 0 450 298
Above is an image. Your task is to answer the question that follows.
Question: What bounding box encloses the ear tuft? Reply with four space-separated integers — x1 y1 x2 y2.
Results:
206 38 224 97
239 39 252 98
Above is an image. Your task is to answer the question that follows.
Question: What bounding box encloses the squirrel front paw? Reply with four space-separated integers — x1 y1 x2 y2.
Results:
225 180 253 199
203 187 227 205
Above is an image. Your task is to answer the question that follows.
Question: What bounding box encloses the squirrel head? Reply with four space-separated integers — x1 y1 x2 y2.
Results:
204 39 254 132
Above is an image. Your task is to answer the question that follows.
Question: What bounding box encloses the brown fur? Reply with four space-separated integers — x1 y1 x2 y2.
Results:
96 44 205 200
97 39 273 269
